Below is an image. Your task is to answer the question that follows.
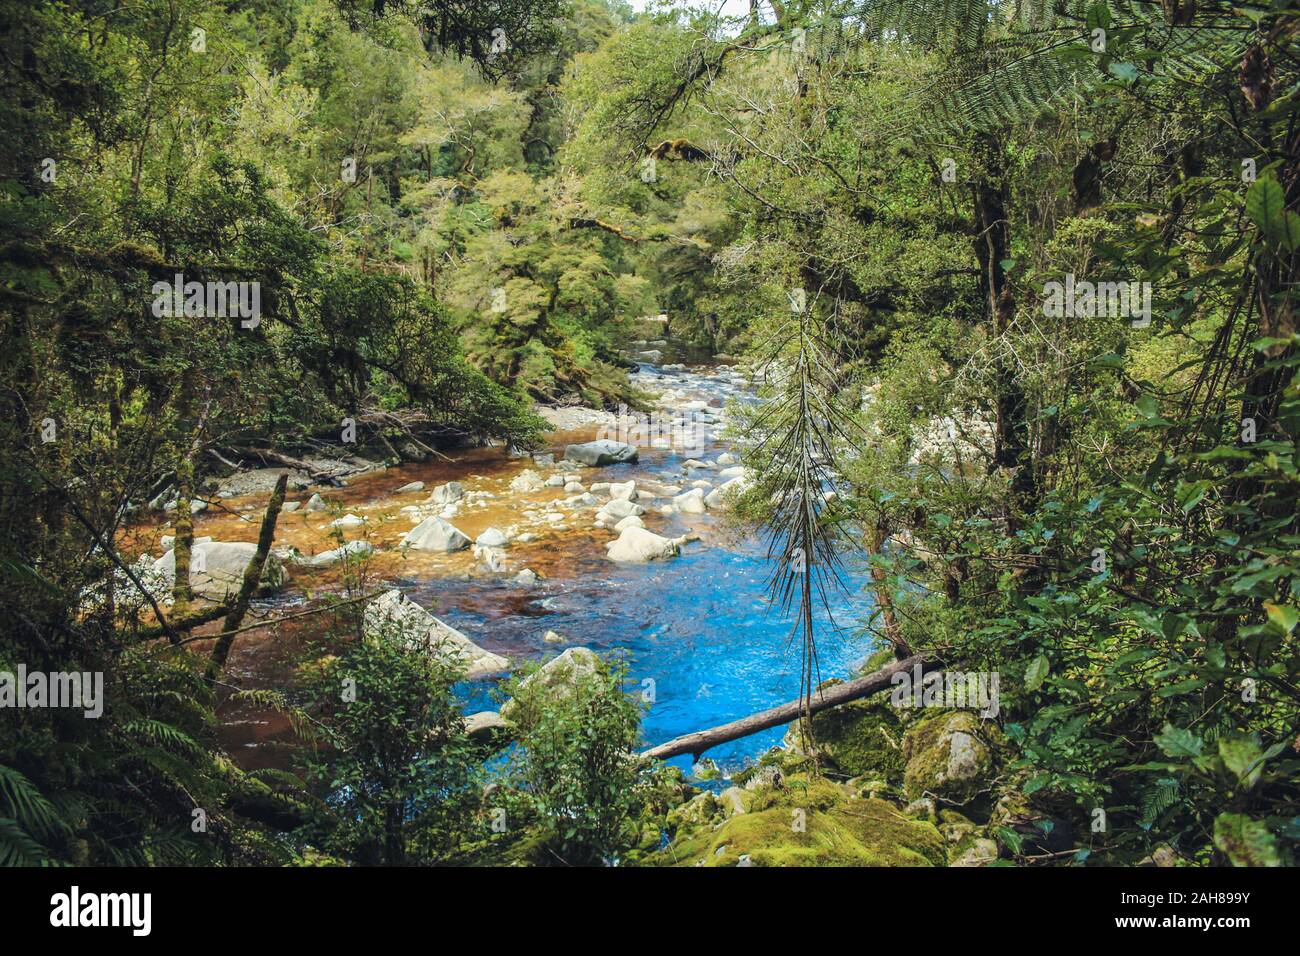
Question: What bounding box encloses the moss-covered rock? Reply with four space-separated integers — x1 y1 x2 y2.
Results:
902 711 1000 805
847 776 896 800
666 791 723 831
718 786 747 817
905 797 938 823
690 757 722 782
857 647 898 676
732 747 813 788
783 694 906 780
938 809 978 844
950 837 1000 867
645 774 947 867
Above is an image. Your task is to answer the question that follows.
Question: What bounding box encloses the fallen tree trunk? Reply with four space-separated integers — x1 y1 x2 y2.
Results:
640 652 942 761
226 446 344 486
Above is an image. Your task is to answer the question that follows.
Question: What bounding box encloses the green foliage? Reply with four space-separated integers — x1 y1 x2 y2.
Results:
568 0 1300 866
4 0 1300 870
497 655 647 865
298 628 482 865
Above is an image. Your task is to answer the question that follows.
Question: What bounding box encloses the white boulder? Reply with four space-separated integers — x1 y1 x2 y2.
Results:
310 540 374 567
563 439 639 467
605 526 682 563
705 477 744 509
673 488 708 514
428 481 465 505
501 647 602 721
363 589 508 679
598 498 645 521
402 516 470 552
152 541 286 600
509 470 546 493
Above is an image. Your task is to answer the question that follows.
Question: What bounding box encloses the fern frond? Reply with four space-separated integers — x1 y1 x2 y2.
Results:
1139 776 1181 826
0 817 51 867
118 718 204 758
0 764 67 840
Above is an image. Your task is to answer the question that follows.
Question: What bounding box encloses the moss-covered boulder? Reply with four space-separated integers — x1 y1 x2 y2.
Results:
950 837 1000 867
732 747 813 787
783 694 906 780
666 791 724 831
938 809 978 844
902 711 1000 805
646 774 946 867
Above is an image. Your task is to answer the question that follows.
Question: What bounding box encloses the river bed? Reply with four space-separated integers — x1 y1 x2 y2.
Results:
130 359 878 778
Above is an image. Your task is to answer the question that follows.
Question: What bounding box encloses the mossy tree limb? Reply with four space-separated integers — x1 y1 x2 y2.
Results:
205 474 288 684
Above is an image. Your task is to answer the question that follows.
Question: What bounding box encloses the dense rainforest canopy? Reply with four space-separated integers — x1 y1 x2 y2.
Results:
1 0 1298 869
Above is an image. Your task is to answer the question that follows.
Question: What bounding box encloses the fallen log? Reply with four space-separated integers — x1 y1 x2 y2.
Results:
640 652 942 762
227 446 345 486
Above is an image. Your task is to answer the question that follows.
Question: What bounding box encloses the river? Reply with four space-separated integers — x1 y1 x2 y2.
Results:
145 356 878 778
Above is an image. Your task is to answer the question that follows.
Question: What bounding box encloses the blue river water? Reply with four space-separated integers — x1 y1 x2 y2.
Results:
420 533 877 776
399 360 880 778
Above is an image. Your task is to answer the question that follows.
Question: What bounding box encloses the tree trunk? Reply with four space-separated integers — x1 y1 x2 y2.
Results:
863 519 912 659
640 652 940 761
972 132 1035 522
205 474 287 683
172 452 195 613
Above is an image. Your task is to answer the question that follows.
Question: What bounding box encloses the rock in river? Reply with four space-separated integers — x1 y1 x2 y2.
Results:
464 711 511 746
563 439 639 467
153 541 286 600
427 481 464 505
364 589 508 679
402 516 470 552
310 539 374 568
705 475 748 509
598 497 645 521
500 647 602 723
509 469 546 493
673 488 708 514
605 526 682 562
